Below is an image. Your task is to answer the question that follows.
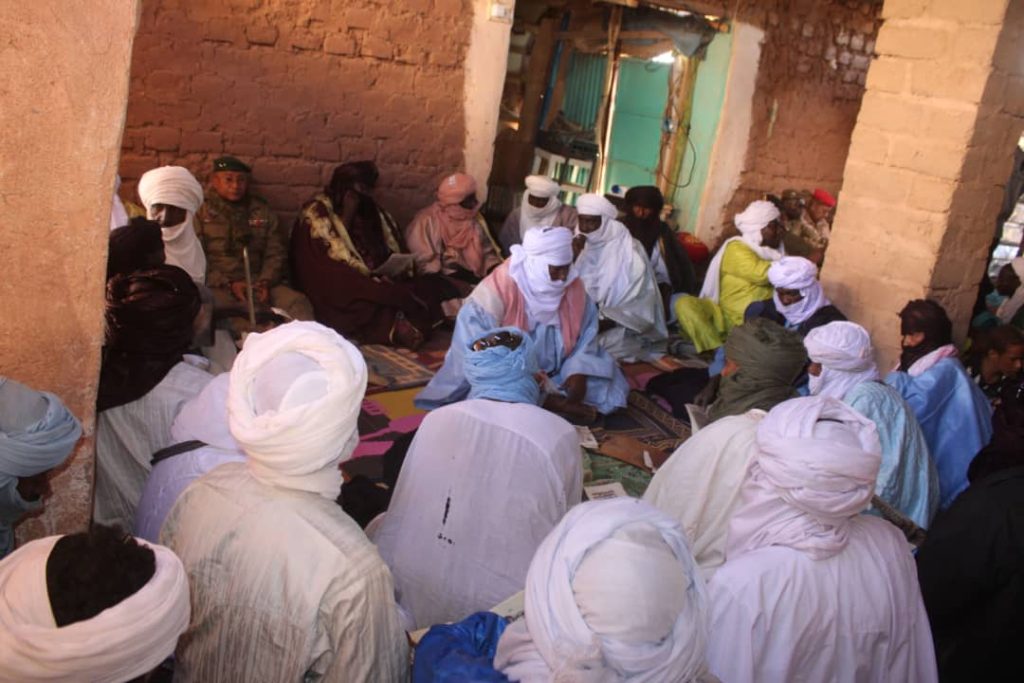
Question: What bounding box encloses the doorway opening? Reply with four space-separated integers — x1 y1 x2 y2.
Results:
485 0 727 234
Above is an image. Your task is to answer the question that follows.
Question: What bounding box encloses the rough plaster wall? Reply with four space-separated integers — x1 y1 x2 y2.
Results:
823 0 1023 368
709 0 882 244
693 22 762 241
464 0 513 198
120 0 476 229
1 1 140 542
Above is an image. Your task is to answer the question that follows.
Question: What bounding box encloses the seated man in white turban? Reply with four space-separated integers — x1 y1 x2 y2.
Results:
137 166 207 285
417 226 628 417
745 255 845 335
0 378 81 559
706 396 938 683
498 175 578 255
94 265 213 532
0 524 190 682
374 328 582 630
675 200 784 352
160 321 408 681
133 374 245 543
804 321 939 529
573 193 668 362
493 498 713 682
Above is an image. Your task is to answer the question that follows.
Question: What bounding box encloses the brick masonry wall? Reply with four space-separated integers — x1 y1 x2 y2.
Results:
823 0 1023 367
120 0 473 229
720 0 882 230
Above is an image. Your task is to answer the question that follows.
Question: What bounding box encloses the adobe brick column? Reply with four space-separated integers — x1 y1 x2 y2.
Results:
823 0 1024 368
1 2 140 542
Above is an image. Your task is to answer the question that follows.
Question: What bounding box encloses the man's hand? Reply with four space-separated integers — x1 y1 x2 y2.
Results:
229 280 248 303
563 373 587 403
572 234 586 261
255 280 271 305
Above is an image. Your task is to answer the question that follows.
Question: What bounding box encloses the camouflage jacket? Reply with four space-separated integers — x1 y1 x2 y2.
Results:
194 190 286 288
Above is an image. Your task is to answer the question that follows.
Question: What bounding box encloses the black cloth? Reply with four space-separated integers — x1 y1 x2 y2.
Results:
916 466 1024 682
98 265 200 411
645 367 710 419
107 217 165 280
899 299 953 371
743 299 847 337
622 186 698 295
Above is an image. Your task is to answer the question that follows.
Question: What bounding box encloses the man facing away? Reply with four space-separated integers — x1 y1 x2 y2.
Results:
161 321 408 681
194 156 313 325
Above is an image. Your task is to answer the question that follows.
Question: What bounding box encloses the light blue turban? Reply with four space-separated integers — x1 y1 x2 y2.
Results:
464 327 541 406
0 377 82 558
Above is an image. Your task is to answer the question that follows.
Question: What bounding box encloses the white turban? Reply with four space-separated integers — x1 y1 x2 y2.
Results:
733 200 780 238
575 193 618 221
699 200 784 302
0 378 81 558
519 175 564 240
0 535 190 682
137 166 207 284
508 226 577 325
495 498 711 682
804 321 880 400
228 321 367 499
726 396 881 560
524 175 560 198
768 256 831 326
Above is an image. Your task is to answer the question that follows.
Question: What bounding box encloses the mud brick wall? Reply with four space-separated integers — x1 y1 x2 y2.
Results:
120 0 473 229
722 0 883 227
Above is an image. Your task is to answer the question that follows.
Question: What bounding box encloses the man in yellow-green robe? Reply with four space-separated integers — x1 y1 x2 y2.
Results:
674 200 784 352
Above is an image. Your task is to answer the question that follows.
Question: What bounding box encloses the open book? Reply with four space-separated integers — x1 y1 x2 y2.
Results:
372 253 415 278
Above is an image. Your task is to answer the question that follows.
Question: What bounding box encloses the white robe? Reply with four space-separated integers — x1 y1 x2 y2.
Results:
577 231 667 362
133 375 245 543
642 411 764 580
94 359 212 531
706 516 938 683
161 462 409 682
371 399 583 630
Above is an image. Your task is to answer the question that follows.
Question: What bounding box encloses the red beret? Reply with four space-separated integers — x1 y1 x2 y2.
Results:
812 188 836 207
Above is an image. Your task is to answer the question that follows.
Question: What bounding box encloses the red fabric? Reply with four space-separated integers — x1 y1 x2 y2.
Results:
678 232 710 264
487 262 585 355
813 188 837 207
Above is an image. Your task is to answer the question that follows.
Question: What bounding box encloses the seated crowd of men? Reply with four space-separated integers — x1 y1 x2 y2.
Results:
0 157 1021 682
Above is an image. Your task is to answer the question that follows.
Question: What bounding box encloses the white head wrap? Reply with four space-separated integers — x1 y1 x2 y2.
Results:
228 321 367 499
574 193 636 308
508 227 577 325
495 498 711 682
996 256 1024 323
519 175 563 240
109 174 129 232
137 166 207 284
0 378 81 558
804 322 880 400
726 396 881 561
768 256 831 326
0 535 190 682
699 200 783 302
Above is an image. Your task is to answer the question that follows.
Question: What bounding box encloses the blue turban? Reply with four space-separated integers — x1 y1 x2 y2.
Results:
464 327 541 405
0 377 82 557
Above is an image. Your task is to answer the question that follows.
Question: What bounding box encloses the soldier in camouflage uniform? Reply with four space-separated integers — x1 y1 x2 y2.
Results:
194 156 313 331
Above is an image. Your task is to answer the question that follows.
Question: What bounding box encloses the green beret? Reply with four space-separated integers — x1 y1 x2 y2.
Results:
212 156 251 173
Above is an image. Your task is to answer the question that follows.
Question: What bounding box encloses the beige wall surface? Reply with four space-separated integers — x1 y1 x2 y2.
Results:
824 0 1024 368
1 1 141 541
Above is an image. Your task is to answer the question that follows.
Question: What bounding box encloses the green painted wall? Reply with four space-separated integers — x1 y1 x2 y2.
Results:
604 57 671 193
672 30 733 234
